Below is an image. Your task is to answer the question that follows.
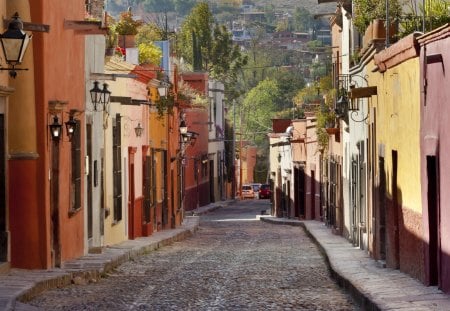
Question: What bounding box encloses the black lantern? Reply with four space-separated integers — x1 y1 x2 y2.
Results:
188 131 198 146
335 95 348 116
134 123 143 137
90 81 103 111
90 81 111 111
49 116 62 141
0 12 32 78
65 115 77 141
179 120 187 135
101 83 111 110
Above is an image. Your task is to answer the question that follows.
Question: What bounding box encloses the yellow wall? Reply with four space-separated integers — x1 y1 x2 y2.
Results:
149 107 167 204
371 57 421 213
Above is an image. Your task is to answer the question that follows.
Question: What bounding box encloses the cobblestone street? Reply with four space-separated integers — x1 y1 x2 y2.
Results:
25 200 358 310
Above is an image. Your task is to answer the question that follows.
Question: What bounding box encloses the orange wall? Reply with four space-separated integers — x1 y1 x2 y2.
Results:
10 0 86 268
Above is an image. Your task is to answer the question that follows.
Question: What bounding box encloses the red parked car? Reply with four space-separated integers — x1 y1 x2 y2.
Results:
258 184 271 199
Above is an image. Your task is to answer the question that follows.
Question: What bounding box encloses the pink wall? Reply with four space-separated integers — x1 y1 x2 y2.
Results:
420 28 450 292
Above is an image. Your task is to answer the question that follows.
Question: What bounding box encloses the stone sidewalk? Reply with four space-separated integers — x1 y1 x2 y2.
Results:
260 216 450 311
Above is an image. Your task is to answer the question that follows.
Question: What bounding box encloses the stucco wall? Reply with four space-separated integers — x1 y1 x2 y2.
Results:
373 57 423 279
420 30 450 291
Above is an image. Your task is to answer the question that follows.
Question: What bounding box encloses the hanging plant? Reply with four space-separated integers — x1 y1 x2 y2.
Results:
155 89 175 119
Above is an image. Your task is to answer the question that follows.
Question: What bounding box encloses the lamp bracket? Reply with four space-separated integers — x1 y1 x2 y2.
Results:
350 110 370 123
3 19 49 33
48 100 68 112
90 73 138 81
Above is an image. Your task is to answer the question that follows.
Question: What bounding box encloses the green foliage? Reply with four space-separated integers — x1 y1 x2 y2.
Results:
138 43 162 65
176 2 247 102
400 0 450 36
106 24 118 48
241 79 279 145
178 2 214 70
353 0 403 34
155 89 175 119
210 25 248 82
271 69 306 110
115 11 143 35
136 23 164 45
293 7 313 32
315 87 337 151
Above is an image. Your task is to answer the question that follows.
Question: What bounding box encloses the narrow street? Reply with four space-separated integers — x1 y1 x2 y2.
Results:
26 200 358 311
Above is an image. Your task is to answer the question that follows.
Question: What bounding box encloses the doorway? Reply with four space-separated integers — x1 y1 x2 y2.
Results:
391 150 400 268
427 155 440 286
0 115 6 263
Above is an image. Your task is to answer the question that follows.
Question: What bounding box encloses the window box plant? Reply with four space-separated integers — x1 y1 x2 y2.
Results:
115 11 143 48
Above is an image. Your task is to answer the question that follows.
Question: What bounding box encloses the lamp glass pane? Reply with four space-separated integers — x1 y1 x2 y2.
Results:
18 34 30 63
0 37 24 63
157 87 167 97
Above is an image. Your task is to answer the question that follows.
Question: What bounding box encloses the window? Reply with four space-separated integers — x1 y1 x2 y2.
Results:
113 114 122 222
70 119 81 215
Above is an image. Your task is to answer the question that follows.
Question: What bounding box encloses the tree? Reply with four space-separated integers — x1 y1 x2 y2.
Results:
177 2 247 102
177 2 214 70
136 23 164 45
272 69 306 110
241 78 279 145
209 24 248 82
293 7 313 32
138 42 162 65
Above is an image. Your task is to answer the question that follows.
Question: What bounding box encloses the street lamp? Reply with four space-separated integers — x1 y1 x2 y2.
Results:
90 81 111 112
134 123 143 137
65 115 77 141
0 12 32 78
49 116 62 141
179 120 188 135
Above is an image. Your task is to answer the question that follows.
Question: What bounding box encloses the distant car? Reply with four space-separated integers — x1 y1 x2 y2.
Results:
259 184 271 199
241 185 255 199
250 183 262 198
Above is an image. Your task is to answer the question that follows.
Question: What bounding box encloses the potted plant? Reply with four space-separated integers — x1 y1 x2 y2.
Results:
115 10 143 48
105 24 118 56
353 0 402 35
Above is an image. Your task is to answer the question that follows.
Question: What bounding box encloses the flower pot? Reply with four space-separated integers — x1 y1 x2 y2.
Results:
326 127 339 135
117 34 136 48
105 47 115 56
363 19 397 48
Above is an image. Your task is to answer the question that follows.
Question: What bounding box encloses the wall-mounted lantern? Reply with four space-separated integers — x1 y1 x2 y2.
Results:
134 123 143 137
90 81 111 112
65 115 77 141
0 12 32 78
179 120 187 135
49 116 62 141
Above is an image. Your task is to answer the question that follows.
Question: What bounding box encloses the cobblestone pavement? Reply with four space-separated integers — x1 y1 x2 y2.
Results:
25 200 358 311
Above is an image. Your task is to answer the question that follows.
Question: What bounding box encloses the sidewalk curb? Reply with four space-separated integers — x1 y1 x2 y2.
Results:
260 216 381 311
1 216 200 311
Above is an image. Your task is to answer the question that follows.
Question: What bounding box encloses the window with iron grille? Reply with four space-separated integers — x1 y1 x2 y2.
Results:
113 114 122 222
70 119 81 214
